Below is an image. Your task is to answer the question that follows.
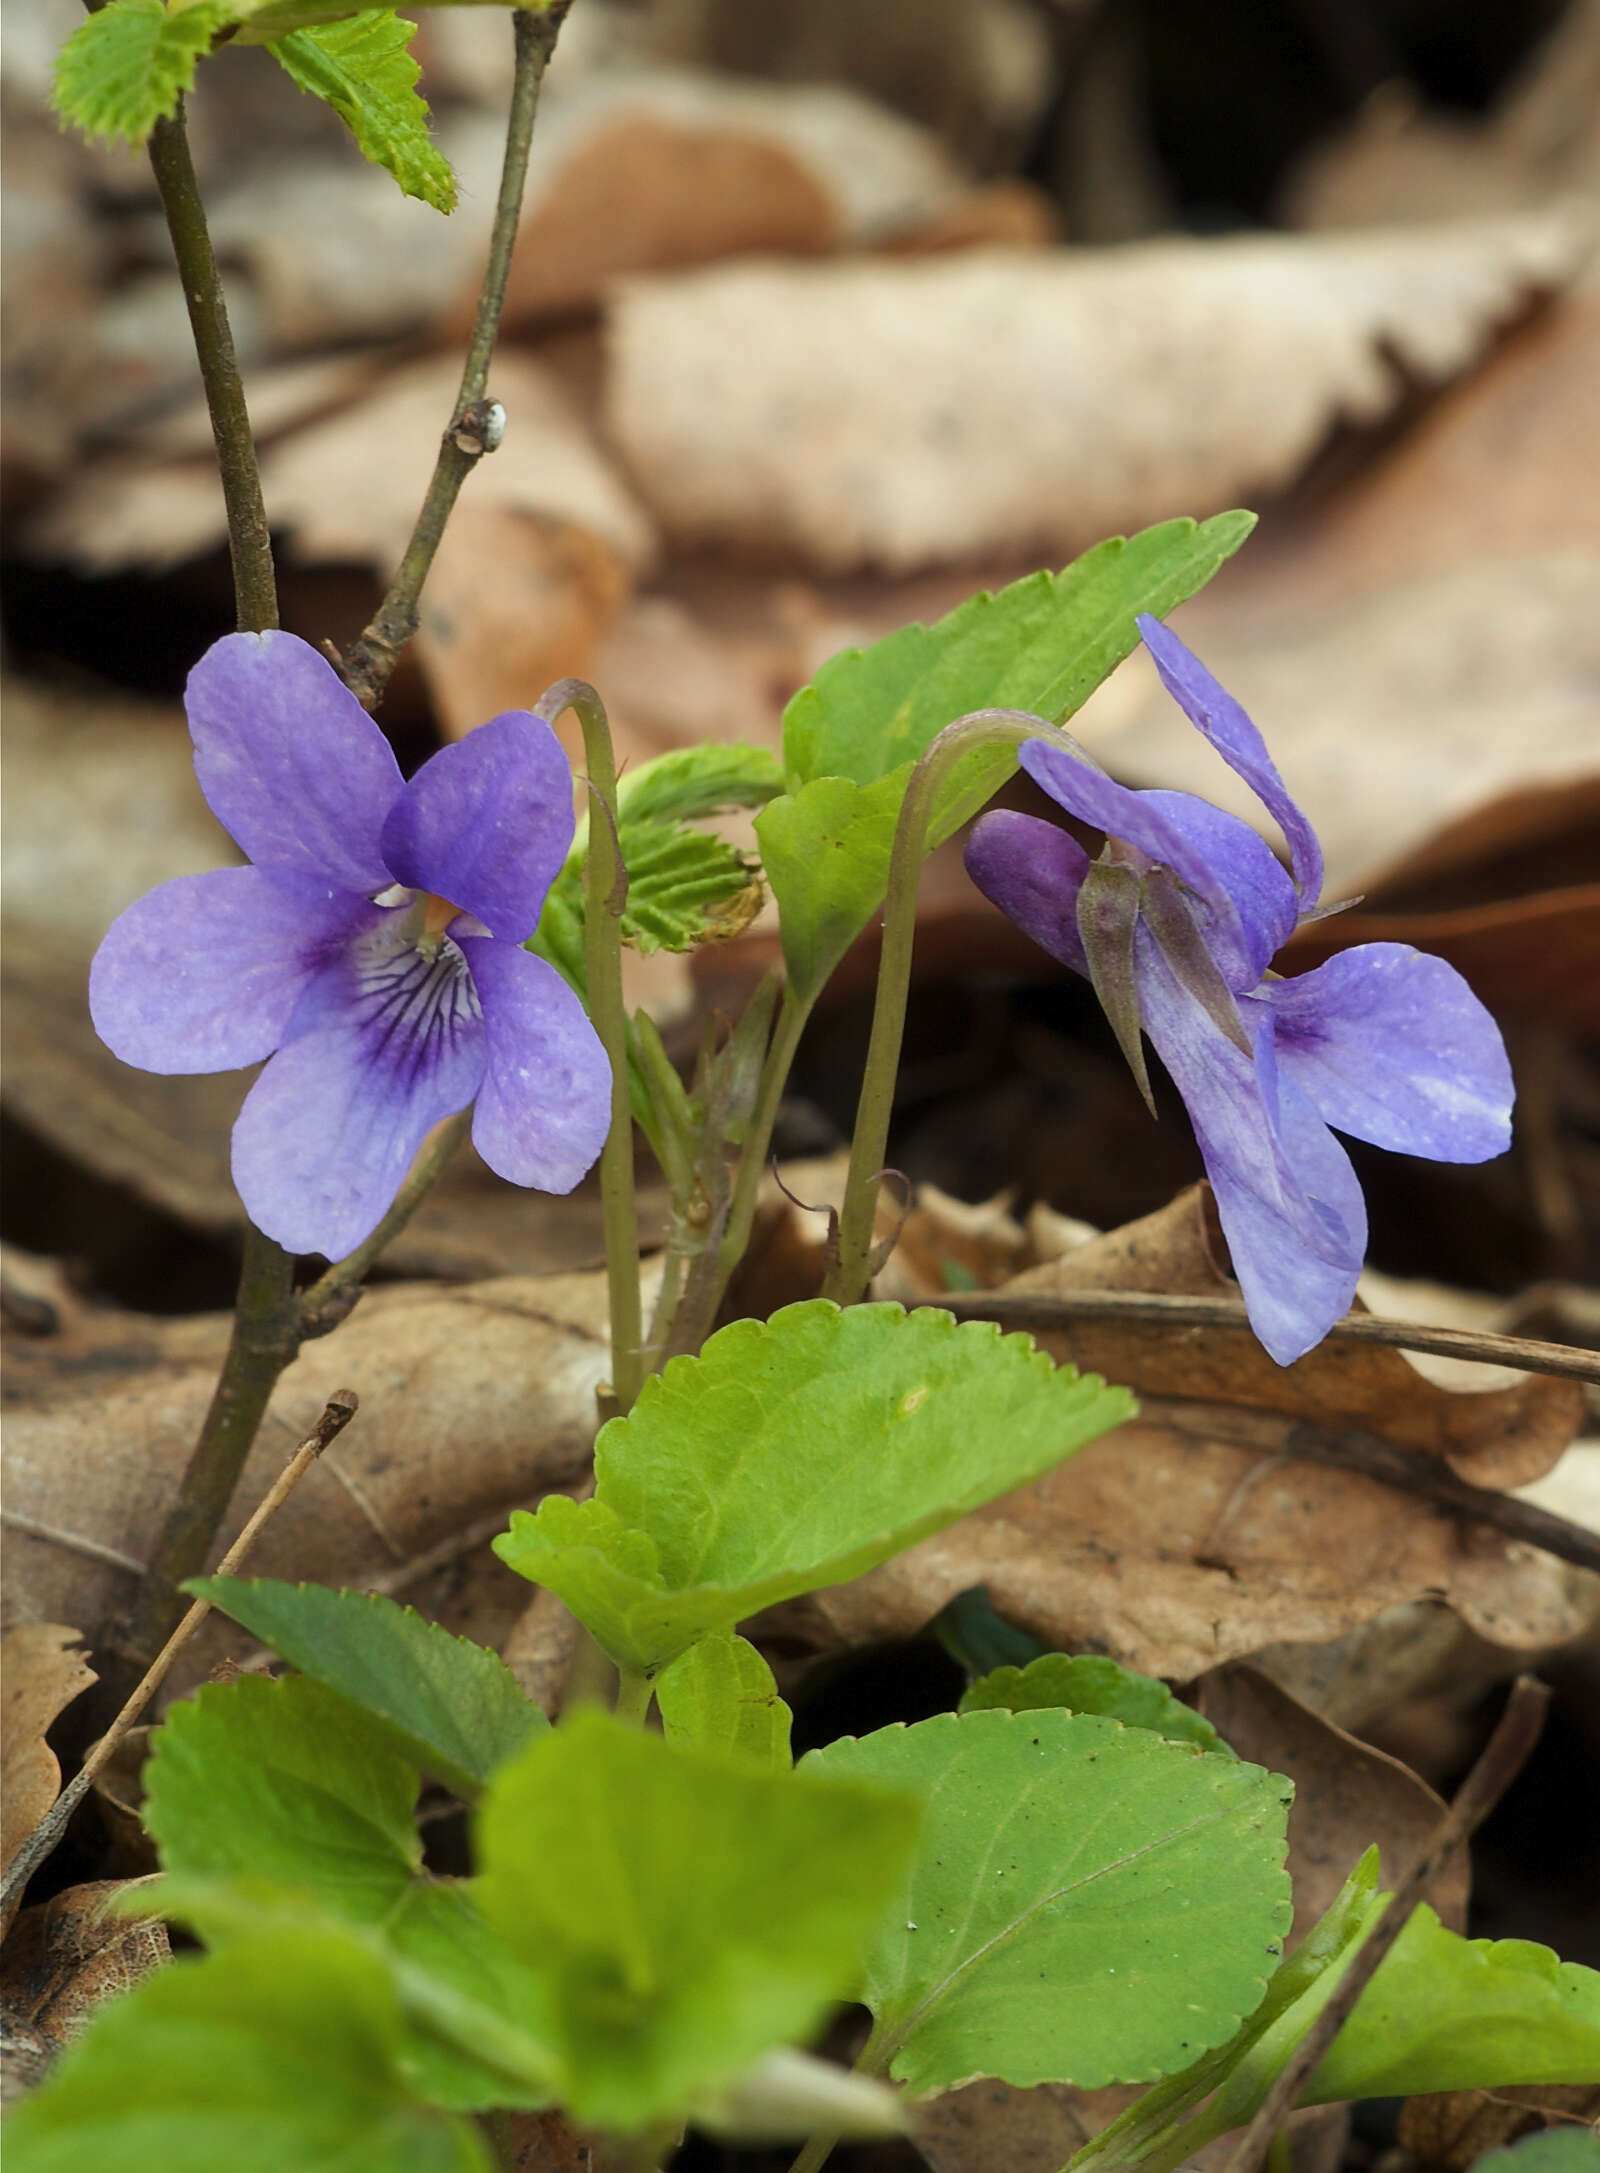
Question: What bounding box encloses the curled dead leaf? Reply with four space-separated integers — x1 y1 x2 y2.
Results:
0 1625 96 1897
0 1880 168 2096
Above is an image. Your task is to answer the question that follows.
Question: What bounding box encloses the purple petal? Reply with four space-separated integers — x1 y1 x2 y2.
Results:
964 810 1091 974
1267 944 1513 1162
1136 933 1366 1364
380 714 575 942
186 632 403 895
88 868 374 1075
459 940 610 1193
1018 741 1225 903
1136 614 1324 905
1136 791 1298 987
231 915 485 1259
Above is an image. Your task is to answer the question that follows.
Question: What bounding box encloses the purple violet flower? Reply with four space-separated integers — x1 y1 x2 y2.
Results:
964 613 1514 1364
90 630 611 1260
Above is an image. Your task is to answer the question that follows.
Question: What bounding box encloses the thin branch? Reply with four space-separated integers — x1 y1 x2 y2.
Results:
1220 1676 1550 2173
2 1394 357 1927
146 101 277 634
336 2 570 710
533 679 644 1413
937 1289 1600 1385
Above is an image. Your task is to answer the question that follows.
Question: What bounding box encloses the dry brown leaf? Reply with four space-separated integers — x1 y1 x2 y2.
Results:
506 2107 597 2170
767 1387 1600 1692
2 1268 633 1697
605 207 1593 571
0 1881 168 2091
1399 2084 1600 2171
1000 1186 1584 1490
0 1626 96 1879
1194 1665 1469 1941
916 2078 1346 2173
471 68 991 334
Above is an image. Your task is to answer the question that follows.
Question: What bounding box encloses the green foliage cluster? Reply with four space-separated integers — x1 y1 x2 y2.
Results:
15 1306 1600 2167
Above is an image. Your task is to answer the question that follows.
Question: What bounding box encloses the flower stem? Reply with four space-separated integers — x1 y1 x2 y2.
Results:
536 677 644 1416
612 1665 655 1727
337 2 570 711
821 711 1076 1307
146 101 277 635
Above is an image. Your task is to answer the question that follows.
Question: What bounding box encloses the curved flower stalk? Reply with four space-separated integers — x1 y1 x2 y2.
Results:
965 614 1513 1364
91 630 610 1261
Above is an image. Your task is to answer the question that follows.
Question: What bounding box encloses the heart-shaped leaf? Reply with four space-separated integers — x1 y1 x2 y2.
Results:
806 1706 1292 2094
494 1300 1133 1673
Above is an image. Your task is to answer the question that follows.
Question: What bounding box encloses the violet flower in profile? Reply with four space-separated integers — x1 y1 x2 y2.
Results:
965 614 1513 1365
90 630 610 1260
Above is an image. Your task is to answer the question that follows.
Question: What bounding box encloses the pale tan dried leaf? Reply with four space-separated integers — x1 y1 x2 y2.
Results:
0 1627 96 1879
1193 1665 1469 1940
0 1882 168 2079
1000 1186 1584 1489
605 207 1593 570
1399 2084 1600 2172
1 1270 631 1701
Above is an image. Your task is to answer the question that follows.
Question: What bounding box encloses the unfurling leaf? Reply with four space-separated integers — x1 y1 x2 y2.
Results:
51 0 231 146
269 9 456 211
494 1300 1134 1673
807 1707 1293 2094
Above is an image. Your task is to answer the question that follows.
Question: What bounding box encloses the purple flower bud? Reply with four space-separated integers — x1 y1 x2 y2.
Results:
90 631 610 1261
965 617 1513 1364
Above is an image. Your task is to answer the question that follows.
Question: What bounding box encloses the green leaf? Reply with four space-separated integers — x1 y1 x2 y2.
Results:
185 1578 545 1800
656 1632 793 1769
220 0 569 42
783 512 1255 791
494 1299 1134 1672
384 1882 559 2112
3 1925 492 2173
474 1707 921 2132
616 743 784 826
806 1707 1293 2095
755 770 904 1005
144 1675 422 1920
270 9 455 211
962 1653 1234 1758
1473 2136 1600 2173
51 0 231 146
926 1586 1047 1679
761 512 1256 1001
149 1875 562 2115
1305 1905 1600 2102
